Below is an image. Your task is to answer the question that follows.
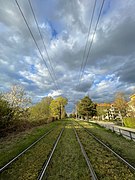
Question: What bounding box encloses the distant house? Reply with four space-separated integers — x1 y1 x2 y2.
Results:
97 103 122 121
106 104 122 120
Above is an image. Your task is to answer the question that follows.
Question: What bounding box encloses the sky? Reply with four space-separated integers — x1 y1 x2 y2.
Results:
0 0 135 113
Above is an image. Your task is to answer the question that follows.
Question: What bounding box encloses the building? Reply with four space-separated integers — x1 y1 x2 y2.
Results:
98 104 122 121
106 104 122 120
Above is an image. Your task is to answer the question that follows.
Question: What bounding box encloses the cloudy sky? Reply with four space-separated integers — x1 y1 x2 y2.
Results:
0 0 135 112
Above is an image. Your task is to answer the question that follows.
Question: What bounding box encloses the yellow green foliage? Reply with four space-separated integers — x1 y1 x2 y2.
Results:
124 117 135 128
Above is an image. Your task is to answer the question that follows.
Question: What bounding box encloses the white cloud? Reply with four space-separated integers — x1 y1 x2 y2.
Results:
48 90 62 98
0 0 135 112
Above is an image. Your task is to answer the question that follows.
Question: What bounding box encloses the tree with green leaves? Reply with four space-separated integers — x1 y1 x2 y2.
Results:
50 96 68 119
0 95 13 129
29 96 53 121
77 96 97 120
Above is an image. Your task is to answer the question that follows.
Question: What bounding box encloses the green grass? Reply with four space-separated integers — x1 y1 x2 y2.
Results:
78 120 135 167
1 118 135 179
76 124 135 180
43 123 90 180
0 124 65 180
0 120 62 168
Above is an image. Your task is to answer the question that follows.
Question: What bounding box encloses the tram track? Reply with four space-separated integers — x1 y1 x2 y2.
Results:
0 125 64 180
41 122 90 180
73 126 98 180
1 119 135 179
0 127 54 173
75 121 135 179
38 127 65 180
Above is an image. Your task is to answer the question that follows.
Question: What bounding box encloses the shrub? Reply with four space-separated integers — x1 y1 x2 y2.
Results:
0 98 13 129
124 117 135 128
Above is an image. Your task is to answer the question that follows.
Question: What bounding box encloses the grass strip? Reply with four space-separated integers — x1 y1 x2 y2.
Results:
78 120 135 167
43 123 90 180
0 125 64 180
0 120 62 168
76 124 135 180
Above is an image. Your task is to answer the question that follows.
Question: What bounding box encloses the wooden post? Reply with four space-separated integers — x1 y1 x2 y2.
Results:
129 132 133 140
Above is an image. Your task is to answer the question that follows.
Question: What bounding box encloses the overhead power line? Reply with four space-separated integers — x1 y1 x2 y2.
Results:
74 0 105 106
15 0 59 91
78 0 97 83
28 0 60 90
73 0 98 105
79 0 106 82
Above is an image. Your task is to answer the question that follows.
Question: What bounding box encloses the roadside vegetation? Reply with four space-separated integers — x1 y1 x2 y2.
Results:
73 92 135 129
124 117 135 128
0 85 67 136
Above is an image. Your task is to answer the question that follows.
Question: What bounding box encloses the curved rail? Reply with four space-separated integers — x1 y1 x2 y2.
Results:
0 127 54 173
76 121 135 172
38 127 65 180
74 126 98 180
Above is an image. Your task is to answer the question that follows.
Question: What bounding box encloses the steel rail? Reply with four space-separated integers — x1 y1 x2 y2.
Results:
76 121 135 172
38 127 65 180
0 127 54 173
73 126 98 180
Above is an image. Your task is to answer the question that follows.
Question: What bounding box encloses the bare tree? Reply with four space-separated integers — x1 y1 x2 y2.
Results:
114 92 127 117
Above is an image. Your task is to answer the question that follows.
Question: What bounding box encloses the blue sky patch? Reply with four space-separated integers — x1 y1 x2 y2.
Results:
30 64 37 74
47 20 58 39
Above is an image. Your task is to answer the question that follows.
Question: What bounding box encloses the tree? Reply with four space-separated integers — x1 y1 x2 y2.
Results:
3 85 31 121
3 85 31 108
77 96 97 120
113 92 127 117
50 96 68 119
29 96 53 121
0 95 13 129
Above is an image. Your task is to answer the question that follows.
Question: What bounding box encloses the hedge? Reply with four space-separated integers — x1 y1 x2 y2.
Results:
124 117 135 128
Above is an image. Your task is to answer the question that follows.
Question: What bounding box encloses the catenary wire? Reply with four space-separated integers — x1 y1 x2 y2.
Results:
78 0 97 83
79 0 105 82
74 0 105 110
73 0 98 106
28 0 60 90
15 0 59 91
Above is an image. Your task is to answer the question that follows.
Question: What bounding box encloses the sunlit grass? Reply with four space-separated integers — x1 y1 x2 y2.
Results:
0 125 64 180
76 124 135 179
43 124 90 180
0 120 62 168
78 120 135 167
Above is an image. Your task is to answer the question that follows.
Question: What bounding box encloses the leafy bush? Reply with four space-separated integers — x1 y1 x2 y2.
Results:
124 117 135 128
0 97 13 129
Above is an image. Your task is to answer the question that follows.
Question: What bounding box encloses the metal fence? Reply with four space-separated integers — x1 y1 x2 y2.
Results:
95 123 135 141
